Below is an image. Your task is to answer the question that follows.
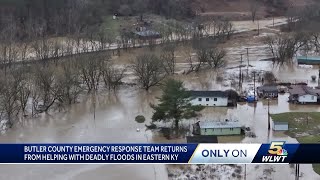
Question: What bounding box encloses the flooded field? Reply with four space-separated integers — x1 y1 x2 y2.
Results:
1 17 320 180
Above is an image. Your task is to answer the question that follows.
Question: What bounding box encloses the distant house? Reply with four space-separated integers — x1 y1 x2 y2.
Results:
186 135 218 143
257 85 278 98
134 30 161 40
189 91 228 107
288 85 320 104
273 121 289 131
193 121 242 136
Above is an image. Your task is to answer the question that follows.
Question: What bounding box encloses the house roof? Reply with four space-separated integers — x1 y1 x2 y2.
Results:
289 85 320 96
189 91 228 97
257 85 278 92
186 135 218 143
199 121 241 129
274 121 288 125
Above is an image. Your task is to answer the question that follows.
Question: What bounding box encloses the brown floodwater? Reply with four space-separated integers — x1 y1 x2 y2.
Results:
0 17 320 180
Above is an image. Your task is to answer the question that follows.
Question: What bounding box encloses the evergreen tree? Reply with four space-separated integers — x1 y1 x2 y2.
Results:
151 79 204 131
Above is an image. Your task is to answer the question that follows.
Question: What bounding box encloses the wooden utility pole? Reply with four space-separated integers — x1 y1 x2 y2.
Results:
295 164 300 180
239 54 244 92
246 48 250 75
253 71 256 101
244 164 247 180
257 19 260 35
268 98 271 130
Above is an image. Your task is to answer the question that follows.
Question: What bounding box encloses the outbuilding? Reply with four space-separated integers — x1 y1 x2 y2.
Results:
273 121 289 131
193 121 242 136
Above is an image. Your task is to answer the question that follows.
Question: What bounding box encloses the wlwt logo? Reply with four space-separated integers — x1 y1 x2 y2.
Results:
262 141 288 163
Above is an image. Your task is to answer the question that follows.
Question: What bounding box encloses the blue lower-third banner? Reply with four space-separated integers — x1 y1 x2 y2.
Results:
0 142 319 164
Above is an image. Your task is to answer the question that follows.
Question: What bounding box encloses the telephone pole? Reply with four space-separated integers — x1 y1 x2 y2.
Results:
245 48 250 75
295 164 300 180
239 54 244 93
253 70 256 101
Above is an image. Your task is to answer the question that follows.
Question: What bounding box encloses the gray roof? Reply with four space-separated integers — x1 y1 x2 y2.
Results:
189 91 227 97
199 121 242 129
289 85 320 96
274 121 288 125
257 85 278 92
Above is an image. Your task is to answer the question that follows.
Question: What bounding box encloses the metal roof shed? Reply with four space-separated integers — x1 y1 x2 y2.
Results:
273 121 289 131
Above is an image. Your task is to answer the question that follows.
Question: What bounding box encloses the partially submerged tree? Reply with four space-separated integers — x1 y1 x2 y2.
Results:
195 43 227 70
102 61 126 91
264 33 309 65
160 44 176 75
150 79 204 133
132 54 166 91
250 0 260 22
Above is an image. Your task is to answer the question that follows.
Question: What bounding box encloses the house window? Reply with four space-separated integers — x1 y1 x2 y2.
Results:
206 98 210 101
312 96 315 100
204 129 207 132
198 98 202 101
230 128 234 131
214 98 217 101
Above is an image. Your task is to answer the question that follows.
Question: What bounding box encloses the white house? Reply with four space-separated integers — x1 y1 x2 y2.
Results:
189 91 228 107
288 85 320 104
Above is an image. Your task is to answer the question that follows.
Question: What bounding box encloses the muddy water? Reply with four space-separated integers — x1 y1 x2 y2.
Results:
0 18 319 179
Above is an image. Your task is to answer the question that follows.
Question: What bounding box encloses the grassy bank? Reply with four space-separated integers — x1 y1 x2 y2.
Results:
271 112 320 175
271 112 320 137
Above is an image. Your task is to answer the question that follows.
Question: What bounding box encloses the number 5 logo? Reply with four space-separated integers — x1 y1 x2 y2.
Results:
268 141 285 155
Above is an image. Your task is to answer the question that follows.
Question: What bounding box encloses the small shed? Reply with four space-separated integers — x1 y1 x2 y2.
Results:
186 135 218 143
273 121 289 131
194 121 242 136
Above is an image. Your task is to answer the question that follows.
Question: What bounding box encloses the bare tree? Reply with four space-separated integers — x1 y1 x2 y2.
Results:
161 44 176 75
183 48 197 74
16 70 32 116
207 48 227 69
56 60 83 104
102 61 126 91
264 33 308 65
78 54 106 91
250 0 260 22
32 65 59 112
132 54 166 90
213 18 234 41
0 71 20 127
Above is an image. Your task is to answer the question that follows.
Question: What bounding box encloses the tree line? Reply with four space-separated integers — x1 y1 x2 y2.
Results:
264 1 320 65
0 39 228 129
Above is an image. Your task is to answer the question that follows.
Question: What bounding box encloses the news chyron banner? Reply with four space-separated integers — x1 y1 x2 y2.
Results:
0 142 318 164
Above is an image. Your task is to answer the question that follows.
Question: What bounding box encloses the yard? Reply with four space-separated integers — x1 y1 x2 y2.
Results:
271 112 320 175
271 112 320 137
